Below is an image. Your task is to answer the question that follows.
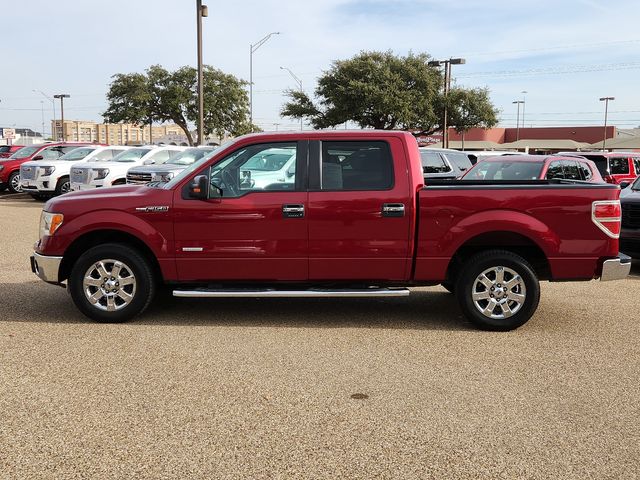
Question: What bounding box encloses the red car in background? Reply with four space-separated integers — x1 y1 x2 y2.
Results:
461 154 604 183
560 151 640 185
0 145 23 159
0 143 96 193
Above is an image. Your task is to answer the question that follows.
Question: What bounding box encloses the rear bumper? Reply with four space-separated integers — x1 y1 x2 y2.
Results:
600 253 632 281
30 252 63 283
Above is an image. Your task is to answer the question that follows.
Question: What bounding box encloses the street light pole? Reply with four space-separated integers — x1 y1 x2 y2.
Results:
428 57 466 149
599 96 615 151
33 89 56 140
196 0 208 145
40 101 45 139
521 90 528 128
280 66 303 130
53 94 70 142
249 32 280 128
512 100 524 141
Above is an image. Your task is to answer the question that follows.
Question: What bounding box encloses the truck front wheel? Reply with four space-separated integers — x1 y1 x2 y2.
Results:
455 250 540 331
68 243 156 323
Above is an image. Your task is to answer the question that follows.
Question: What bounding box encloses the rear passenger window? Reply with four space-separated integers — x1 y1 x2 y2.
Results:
546 161 564 179
633 158 640 174
561 160 581 180
420 150 450 174
578 162 592 181
321 141 393 191
609 157 629 175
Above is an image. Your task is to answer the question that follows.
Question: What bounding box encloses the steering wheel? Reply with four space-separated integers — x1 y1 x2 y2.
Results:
221 170 238 197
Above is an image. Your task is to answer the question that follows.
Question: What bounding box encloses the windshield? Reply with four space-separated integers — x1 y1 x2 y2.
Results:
420 150 451 173
9 146 39 159
166 148 211 166
242 151 294 171
466 160 544 180
60 147 96 161
112 148 152 162
163 139 239 189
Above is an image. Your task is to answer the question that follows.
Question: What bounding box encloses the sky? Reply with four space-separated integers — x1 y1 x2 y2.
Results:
2 0 640 135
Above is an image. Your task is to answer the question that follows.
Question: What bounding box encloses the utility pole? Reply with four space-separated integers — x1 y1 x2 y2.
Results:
196 0 208 145
53 94 70 142
33 90 56 140
599 96 615 151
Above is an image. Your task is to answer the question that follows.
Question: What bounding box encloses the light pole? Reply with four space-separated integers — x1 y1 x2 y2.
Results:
599 96 615 151
512 100 524 141
250 32 280 128
33 89 56 140
521 90 528 128
428 58 466 148
40 101 45 138
280 66 303 130
196 0 208 145
53 94 70 142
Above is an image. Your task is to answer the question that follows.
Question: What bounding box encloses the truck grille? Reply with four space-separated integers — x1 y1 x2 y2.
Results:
70 168 90 184
20 165 37 180
622 203 640 229
126 172 152 184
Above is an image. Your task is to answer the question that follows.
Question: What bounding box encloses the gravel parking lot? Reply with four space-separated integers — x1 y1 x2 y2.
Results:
1 192 639 479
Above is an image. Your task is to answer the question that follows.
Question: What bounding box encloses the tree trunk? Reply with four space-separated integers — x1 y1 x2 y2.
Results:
176 123 194 146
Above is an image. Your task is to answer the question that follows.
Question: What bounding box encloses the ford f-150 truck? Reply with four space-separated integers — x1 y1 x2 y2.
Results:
31 131 631 330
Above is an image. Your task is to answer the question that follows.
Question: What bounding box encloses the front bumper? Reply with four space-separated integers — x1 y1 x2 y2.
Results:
21 177 54 192
30 252 63 283
600 253 632 281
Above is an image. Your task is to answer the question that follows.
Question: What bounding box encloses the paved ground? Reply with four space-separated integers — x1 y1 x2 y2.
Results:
1 194 639 479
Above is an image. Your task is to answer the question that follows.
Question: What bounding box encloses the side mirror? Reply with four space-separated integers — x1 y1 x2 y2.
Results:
286 165 295 177
32 155 44 161
188 175 209 199
143 159 154 165
619 181 630 189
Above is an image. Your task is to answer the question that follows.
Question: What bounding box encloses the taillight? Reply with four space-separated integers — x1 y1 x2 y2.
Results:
592 200 621 238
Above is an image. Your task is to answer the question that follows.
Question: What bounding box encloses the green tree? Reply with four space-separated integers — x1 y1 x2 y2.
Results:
281 50 498 136
448 87 499 135
104 65 253 145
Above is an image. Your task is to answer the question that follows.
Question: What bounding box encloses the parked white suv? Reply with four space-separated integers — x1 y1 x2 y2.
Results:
70 145 185 191
20 145 131 198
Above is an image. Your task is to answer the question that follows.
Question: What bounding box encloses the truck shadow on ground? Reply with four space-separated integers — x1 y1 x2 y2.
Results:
0 281 471 331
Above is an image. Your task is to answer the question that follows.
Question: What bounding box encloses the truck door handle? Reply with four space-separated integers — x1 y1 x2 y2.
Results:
381 203 405 217
282 204 305 218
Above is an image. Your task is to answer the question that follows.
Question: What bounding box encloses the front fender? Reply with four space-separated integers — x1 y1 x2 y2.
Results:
38 209 172 259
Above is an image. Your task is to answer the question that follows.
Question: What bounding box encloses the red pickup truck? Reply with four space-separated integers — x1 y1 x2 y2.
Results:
31 131 630 330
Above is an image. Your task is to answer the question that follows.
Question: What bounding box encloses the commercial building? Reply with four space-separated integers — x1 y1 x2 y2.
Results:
51 120 185 145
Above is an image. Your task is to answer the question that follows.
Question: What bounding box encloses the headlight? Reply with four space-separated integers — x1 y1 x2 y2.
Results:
93 168 110 180
39 211 64 239
152 171 174 182
40 166 55 176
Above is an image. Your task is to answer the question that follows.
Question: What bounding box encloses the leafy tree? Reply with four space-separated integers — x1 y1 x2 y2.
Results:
281 51 498 136
104 65 253 145
448 87 499 135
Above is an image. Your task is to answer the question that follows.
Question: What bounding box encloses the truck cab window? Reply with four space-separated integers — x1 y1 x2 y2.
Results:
210 142 297 197
320 141 393 191
609 158 629 175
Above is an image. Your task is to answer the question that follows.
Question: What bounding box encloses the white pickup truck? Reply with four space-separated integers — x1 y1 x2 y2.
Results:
20 145 131 198
70 145 185 191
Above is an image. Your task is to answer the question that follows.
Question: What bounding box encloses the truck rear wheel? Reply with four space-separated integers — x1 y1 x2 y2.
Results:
455 250 540 331
68 243 156 323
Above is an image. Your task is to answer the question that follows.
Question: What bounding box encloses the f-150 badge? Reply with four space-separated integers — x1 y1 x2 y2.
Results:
135 206 169 213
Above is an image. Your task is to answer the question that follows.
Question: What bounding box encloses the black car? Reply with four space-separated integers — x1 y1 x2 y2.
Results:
620 176 640 258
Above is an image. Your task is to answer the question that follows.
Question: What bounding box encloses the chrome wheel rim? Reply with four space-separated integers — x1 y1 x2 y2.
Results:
83 259 137 312
11 174 21 192
472 266 526 319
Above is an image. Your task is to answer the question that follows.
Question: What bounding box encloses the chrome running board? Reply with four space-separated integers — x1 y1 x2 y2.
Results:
173 288 411 298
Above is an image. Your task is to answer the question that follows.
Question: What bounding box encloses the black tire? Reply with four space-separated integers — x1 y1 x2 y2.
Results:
0 184 6 192
440 281 455 293
54 176 71 196
8 171 21 193
455 249 540 331
68 243 156 323
29 193 48 201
